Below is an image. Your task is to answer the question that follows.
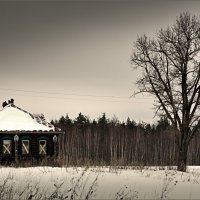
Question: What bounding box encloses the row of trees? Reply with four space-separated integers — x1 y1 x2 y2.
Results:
49 12 200 172
51 113 200 166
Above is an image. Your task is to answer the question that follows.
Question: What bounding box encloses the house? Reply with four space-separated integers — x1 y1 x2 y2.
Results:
0 99 63 163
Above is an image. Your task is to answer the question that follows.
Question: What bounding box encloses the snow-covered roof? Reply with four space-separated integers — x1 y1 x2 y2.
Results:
0 104 55 131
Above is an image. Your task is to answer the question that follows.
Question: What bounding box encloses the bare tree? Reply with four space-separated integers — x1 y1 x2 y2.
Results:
131 12 200 172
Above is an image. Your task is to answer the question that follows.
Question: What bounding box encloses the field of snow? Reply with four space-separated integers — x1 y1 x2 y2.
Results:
0 166 200 199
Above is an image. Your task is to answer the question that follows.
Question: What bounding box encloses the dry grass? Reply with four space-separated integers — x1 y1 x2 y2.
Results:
0 167 100 200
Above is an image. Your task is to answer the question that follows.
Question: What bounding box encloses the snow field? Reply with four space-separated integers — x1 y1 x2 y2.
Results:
0 166 200 199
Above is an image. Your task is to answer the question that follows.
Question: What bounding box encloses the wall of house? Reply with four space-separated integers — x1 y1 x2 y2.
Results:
0 133 59 163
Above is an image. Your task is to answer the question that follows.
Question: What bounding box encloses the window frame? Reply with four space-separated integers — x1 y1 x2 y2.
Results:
39 140 47 155
21 140 30 155
3 139 12 155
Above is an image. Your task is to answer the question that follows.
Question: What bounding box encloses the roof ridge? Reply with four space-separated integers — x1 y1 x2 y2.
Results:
13 105 35 119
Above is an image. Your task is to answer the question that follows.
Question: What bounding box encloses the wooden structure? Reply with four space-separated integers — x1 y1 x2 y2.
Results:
0 100 63 163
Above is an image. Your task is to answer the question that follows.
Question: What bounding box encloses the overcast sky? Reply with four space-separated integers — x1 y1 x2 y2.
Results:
0 0 200 123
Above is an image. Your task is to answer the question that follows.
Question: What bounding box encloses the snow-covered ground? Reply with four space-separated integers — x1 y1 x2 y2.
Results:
0 166 200 199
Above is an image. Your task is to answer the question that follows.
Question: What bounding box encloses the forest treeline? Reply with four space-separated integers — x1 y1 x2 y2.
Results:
51 113 200 166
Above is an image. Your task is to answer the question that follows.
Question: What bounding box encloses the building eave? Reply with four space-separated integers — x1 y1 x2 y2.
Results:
0 130 64 135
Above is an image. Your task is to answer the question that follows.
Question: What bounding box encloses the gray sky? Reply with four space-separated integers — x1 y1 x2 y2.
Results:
0 0 200 123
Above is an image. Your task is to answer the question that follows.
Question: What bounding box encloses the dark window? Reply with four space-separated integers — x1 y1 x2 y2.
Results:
3 140 12 155
39 140 46 155
22 140 29 155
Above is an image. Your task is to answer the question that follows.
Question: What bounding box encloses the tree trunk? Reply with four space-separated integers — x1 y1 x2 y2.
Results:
177 146 188 172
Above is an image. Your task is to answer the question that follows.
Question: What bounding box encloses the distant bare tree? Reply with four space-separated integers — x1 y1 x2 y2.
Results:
131 12 200 172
